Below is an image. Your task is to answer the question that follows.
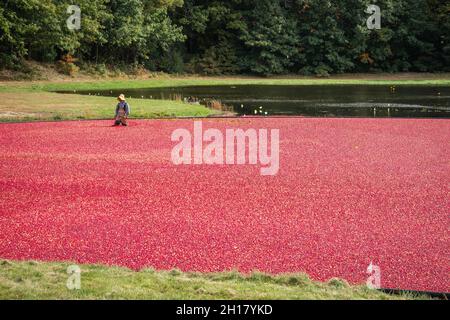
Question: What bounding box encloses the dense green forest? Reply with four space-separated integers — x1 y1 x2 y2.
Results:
1 0 449 76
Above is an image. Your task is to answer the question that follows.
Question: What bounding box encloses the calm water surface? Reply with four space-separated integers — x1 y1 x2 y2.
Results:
67 85 450 118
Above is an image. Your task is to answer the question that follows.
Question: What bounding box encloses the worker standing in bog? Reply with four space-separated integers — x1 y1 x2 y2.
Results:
114 94 130 126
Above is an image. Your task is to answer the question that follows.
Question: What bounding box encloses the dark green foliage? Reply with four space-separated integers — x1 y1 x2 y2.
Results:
239 0 300 75
176 0 246 74
428 0 450 71
0 0 448 75
176 0 450 75
293 0 357 75
0 0 184 71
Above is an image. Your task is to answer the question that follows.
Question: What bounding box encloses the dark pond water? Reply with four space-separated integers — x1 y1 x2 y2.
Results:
67 85 450 118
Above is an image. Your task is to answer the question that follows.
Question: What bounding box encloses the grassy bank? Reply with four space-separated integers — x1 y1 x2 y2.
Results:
0 92 218 122
0 259 429 300
1 74 450 94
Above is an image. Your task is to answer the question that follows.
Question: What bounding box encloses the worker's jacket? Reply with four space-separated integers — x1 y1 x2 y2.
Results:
115 101 130 117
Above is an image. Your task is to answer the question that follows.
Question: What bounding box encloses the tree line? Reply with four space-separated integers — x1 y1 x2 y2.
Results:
1 0 449 76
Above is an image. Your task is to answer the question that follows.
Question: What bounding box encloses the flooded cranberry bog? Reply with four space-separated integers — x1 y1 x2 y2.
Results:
0 117 448 293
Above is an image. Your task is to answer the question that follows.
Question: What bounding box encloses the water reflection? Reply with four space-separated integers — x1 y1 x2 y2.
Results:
62 85 450 118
